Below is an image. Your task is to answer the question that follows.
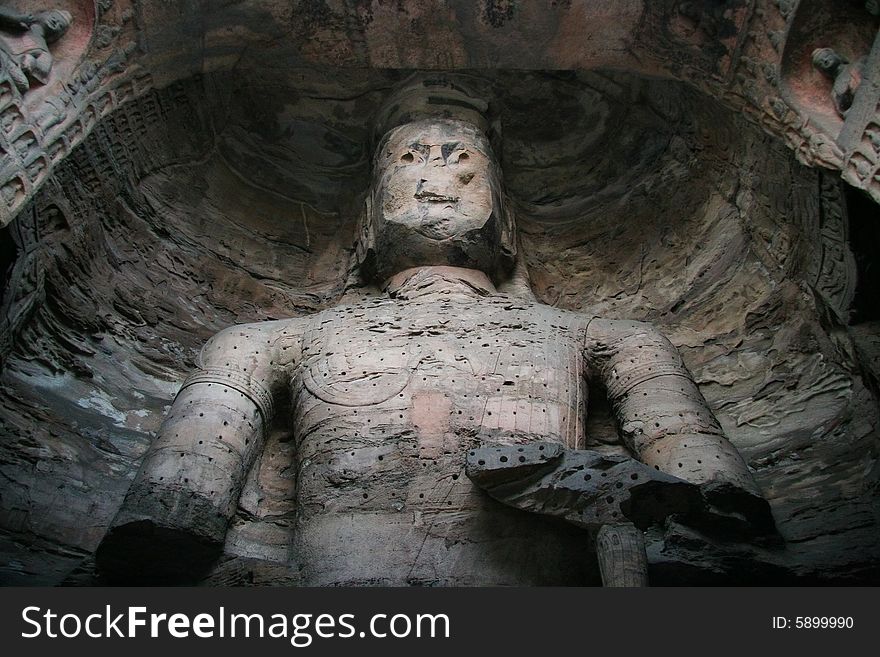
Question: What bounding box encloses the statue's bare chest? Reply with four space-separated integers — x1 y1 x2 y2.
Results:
291 294 587 452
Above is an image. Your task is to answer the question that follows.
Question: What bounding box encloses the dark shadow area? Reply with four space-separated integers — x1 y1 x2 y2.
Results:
846 182 880 323
0 223 17 300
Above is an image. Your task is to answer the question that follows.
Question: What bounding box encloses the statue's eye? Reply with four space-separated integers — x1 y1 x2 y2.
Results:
401 153 414 163
458 152 469 161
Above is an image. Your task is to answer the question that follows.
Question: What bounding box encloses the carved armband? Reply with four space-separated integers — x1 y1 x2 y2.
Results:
604 332 691 400
606 360 690 400
179 366 275 427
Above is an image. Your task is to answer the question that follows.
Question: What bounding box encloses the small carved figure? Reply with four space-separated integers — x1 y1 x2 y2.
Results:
97 77 774 586
0 7 72 93
866 0 879 18
812 47 865 117
866 125 880 154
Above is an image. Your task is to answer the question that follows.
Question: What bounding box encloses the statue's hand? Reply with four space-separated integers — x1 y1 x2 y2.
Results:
466 442 705 531
696 479 777 537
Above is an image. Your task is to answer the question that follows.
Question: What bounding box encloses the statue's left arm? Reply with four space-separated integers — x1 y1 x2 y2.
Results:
583 317 771 526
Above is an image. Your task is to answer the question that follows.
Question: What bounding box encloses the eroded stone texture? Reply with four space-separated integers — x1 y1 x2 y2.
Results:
96 79 776 586
0 56 878 585
465 442 706 530
596 525 650 587
5 1 880 226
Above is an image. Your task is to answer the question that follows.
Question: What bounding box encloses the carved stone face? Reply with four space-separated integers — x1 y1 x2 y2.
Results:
37 10 72 42
812 47 843 75
370 119 507 279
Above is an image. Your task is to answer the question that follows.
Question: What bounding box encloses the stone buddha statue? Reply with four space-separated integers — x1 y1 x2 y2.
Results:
97 77 772 586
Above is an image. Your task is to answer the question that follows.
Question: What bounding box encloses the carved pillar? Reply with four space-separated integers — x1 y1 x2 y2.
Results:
595 524 649 587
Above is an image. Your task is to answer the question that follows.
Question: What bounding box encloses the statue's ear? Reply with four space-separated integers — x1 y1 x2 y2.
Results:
355 192 377 282
498 196 517 262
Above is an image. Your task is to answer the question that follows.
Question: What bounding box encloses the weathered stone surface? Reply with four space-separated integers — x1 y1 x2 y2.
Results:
3 1 880 225
94 84 786 585
596 524 649 587
465 442 706 530
0 4 878 585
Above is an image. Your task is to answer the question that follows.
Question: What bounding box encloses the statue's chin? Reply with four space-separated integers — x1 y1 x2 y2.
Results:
412 215 456 240
381 205 493 242
373 208 501 279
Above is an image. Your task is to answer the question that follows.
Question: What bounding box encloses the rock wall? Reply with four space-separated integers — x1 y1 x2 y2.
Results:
3 1 880 229
0 66 877 584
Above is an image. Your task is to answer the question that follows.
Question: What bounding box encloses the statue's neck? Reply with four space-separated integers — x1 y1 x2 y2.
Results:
383 266 497 299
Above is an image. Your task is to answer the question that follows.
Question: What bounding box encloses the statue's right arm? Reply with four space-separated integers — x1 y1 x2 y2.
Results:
97 320 299 582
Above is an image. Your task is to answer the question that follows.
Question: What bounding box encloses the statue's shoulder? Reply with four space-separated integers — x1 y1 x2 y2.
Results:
208 316 307 339
201 317 310 358
197 317 312 372
544 307 668 341
314 293 397 317
524 301 596 331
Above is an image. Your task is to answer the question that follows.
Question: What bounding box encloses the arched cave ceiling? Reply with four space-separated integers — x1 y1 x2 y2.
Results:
0 1 878 585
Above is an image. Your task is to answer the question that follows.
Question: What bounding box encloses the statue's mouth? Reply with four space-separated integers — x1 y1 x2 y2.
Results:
414 190 460 203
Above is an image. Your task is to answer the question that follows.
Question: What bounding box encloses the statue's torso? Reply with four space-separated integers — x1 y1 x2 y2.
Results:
286 282 593 585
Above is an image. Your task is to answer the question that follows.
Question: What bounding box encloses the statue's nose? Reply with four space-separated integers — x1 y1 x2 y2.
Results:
427 145 446 167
